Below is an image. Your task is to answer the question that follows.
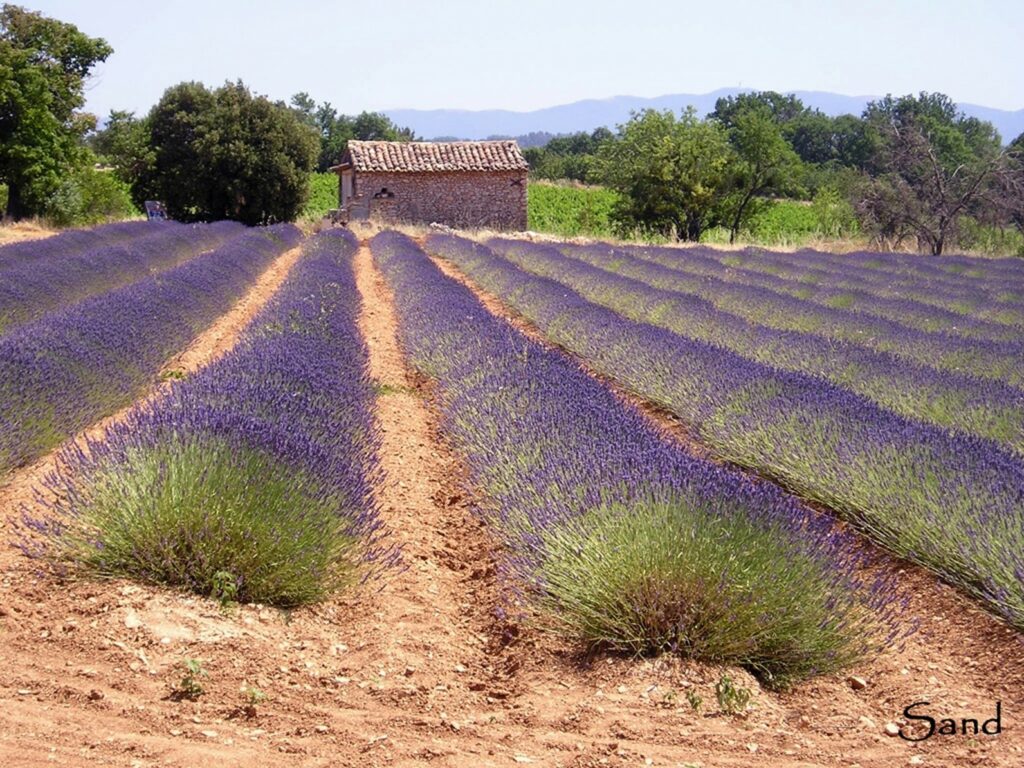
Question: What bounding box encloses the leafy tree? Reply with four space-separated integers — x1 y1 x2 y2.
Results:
352 110 413 142
782 110 837 165
829 114 876 170
711 93 875 181
0 4 111 219
716 106 804 243
523 127 614 182
710 91 807 130
88 110 153 184
856 92 1010 254
137 81 319 224
45 157 137 225
290 94 415 172
508 131 555 149
595 109 733 241
289 91 318 126
781 112 875 170
990 132 1024 236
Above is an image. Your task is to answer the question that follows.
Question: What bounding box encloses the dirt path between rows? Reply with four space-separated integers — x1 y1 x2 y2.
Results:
422 242 1024 768
0 223 54 247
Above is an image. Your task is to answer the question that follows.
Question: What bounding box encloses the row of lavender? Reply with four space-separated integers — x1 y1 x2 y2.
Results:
487 238 1024 454
771 246 1024 306
740 243 1024 296
619 243 1021 344
703 245 1024 329
373 231 896 686
837 246 1024 288
30 230 390 605
0 220 159 269
713 240 1024 310
0 221 245 335
0 224 301 476
560 241 1024 390
426 234 1024 630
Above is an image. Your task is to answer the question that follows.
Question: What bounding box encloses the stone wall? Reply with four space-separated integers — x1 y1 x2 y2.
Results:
352 170 527 230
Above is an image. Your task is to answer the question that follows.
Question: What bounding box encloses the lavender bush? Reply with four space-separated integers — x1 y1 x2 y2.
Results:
0 221 244 334
373 230 897 688
0 224 300 476
724 246 1024 324
27 230 391 606
425 234 1024 630
703 245 1024 328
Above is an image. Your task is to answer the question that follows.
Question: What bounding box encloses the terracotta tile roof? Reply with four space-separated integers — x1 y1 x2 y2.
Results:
343 140 528 173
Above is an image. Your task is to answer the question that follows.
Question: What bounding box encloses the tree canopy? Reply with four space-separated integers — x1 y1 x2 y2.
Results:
0 4 111 219
133 81 319 225
523 127 613 182
713 102 804 242
855 92 1012 254
290 93 415 172
595 108 733 241
710 91 808 130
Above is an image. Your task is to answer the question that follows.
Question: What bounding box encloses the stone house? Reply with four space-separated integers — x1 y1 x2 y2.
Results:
331 140 528 230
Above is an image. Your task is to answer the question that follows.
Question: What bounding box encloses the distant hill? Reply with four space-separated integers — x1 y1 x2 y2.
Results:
385 88 1024 145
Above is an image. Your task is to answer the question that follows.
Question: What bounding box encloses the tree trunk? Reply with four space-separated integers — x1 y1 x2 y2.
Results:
4 182 28 221
680 215 702 242
932 218 949 255
729 189 757 244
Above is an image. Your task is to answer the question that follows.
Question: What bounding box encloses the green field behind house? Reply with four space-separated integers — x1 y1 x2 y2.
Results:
302 173 339 221
526 181 618 238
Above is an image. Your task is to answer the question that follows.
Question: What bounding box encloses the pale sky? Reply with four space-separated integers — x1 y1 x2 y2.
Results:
26 0 1024 117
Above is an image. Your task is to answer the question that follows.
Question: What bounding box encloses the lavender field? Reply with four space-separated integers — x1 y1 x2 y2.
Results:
30 230 392 605
0 222 300 475
425 234 1024 631
4 221 1022 687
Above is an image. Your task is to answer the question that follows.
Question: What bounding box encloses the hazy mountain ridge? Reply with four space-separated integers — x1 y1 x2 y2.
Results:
385 88 1024 144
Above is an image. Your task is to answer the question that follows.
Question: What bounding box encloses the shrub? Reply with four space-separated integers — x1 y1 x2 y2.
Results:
535 498 881 687
45 166 138 227
135 81 319 225
527 181 617 237
49 435 363 605
302 172 338 221
703 193 859 246
956 217 1024 257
